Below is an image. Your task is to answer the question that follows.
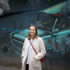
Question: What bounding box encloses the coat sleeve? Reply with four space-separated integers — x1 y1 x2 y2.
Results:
21 38 27 58
34 38 46 60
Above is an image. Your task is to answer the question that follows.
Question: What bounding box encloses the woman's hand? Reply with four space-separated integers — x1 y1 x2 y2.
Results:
21 56 24 58
34 57 36 60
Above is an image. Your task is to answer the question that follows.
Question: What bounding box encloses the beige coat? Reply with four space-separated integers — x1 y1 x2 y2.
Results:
21 36 46 70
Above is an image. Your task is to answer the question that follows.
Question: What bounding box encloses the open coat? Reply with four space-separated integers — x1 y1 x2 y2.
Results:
21 36 46 70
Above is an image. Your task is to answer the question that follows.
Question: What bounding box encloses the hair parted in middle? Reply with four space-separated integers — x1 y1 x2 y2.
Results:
27 25 38 40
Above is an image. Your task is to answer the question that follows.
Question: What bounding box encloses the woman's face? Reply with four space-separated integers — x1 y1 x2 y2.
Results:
29 26 36 36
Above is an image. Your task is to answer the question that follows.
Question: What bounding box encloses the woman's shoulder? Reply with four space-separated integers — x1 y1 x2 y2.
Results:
24 37 28 41
37 36 43 40
25 36 43 41
38 36 44 43
25 37 28 40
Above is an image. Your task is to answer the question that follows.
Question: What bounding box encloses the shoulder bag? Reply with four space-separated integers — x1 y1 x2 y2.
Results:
30 40 45 62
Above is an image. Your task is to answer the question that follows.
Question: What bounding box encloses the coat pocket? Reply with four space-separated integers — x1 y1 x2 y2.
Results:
33 58 40 68
22 56 26 64
21 57 24 63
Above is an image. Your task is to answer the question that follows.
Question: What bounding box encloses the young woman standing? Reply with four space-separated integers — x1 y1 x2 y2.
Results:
21 25 46 70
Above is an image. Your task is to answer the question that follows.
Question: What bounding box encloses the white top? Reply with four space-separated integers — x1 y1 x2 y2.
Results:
26 38 33 64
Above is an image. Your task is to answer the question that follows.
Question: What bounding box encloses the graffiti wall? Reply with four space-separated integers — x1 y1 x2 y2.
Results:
0 0 70 70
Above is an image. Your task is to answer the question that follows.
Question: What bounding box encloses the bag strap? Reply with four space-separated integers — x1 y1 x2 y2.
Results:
30 40 37 54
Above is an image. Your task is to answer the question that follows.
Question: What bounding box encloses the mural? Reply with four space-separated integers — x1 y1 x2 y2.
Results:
0 0 10 15
0 0 70 70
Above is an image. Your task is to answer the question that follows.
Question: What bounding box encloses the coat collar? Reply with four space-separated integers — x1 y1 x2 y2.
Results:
27 37 37 46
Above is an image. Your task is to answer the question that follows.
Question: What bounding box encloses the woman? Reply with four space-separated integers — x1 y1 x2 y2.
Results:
21 25 46 70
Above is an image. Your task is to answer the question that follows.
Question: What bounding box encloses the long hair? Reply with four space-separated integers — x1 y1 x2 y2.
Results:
28 25 38 40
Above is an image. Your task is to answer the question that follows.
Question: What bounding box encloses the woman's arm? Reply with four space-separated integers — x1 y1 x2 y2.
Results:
34 38 46 60
21 38 27 58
